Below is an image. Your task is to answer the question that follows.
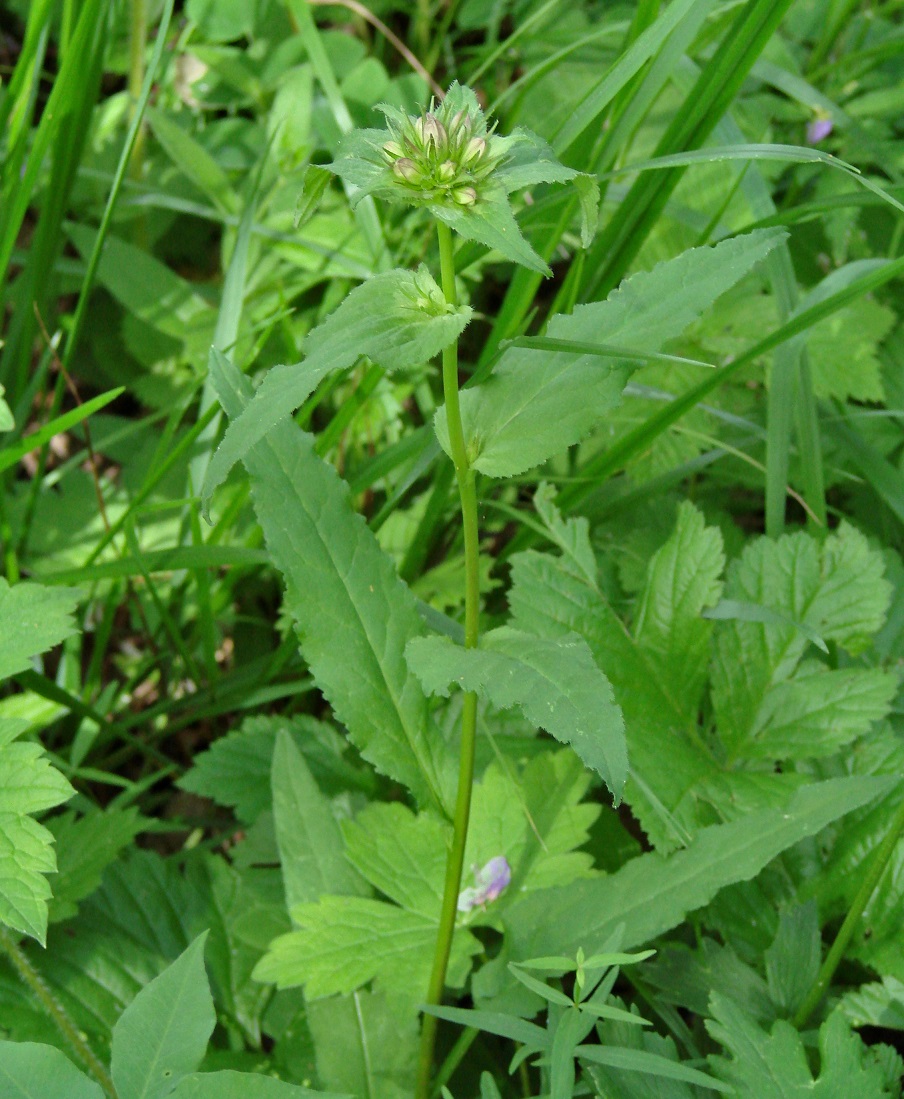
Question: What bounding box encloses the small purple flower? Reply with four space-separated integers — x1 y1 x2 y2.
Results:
807 116 833 145
457 856 512 912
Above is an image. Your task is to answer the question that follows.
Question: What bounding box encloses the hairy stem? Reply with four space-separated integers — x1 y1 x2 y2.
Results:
416 221 481 1099
793 793 904 1028
0 923 116 1096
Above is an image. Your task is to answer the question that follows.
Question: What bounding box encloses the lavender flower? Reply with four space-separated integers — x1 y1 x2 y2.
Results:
807 116 833 145
457 856 512 912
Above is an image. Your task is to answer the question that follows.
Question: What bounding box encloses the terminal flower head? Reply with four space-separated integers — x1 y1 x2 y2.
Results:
329 82 589 275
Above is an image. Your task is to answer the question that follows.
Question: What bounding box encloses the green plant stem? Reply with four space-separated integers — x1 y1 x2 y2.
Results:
793 792 904 1028
416 221 481 1099
0 923 115 1096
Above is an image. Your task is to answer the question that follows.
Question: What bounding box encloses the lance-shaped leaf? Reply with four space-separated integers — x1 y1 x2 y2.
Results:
406 626 627 803
202 267 471 509
487 776 892 972
110 933 215 1099
437 227 786 479
170 1070 341 1097
209 351 455 815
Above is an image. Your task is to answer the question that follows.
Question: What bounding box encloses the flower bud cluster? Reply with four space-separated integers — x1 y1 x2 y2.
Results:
380 98 500 207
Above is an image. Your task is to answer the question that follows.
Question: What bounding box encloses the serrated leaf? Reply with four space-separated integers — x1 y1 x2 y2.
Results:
494 777 891 972
746 665 898 760
0 578 81 681
0 721 76 943
707 997 890 1098
342 802 448 918
170 1069 339 1097
633 501 724 721
252 895 480 1006
209 350 454 815
712 523 892 760
47 807 143 922
272 732 365 910
111 933 215 1099
203 269 472 507
507 507 720 849
177 715 358 823
406 626 627 801
465 750 601 900
0 1041 104 1099
438 228 785 479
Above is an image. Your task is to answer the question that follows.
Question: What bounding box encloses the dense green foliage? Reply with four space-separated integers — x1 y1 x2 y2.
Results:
1 0 903 1096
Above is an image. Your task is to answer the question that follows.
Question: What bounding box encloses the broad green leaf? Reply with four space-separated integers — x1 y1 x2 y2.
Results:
764 903 820 1016
272 732 366 910
307 989 418 1099
170 1069 337 1097
0 720 76 943
507 508 719 848
177 715 358 823
808 298 893 402
532 483 597 584
252 895 480 1005
341 802 448 918
209 350 455 814
0 579 81 681
711 523 893 760
0 1041 103 1099
489 777 891 974
202 268 472 507
632 502 724 723
465 751 601 899
744 665 898 760
110 933 215 1099
47 808 143 922
438 228 786 479
707 997 890 1098
406 626 627 801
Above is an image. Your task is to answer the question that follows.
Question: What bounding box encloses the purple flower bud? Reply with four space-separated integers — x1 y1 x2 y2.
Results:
479 856 512 902
457 856 512 911
807 117 833 144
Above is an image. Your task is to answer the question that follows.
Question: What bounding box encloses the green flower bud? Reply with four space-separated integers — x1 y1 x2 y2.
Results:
392 157 424 185
452 186 477 206
421 113 447 152
437 159 457 183
462 136 487 166
382 139 404 162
